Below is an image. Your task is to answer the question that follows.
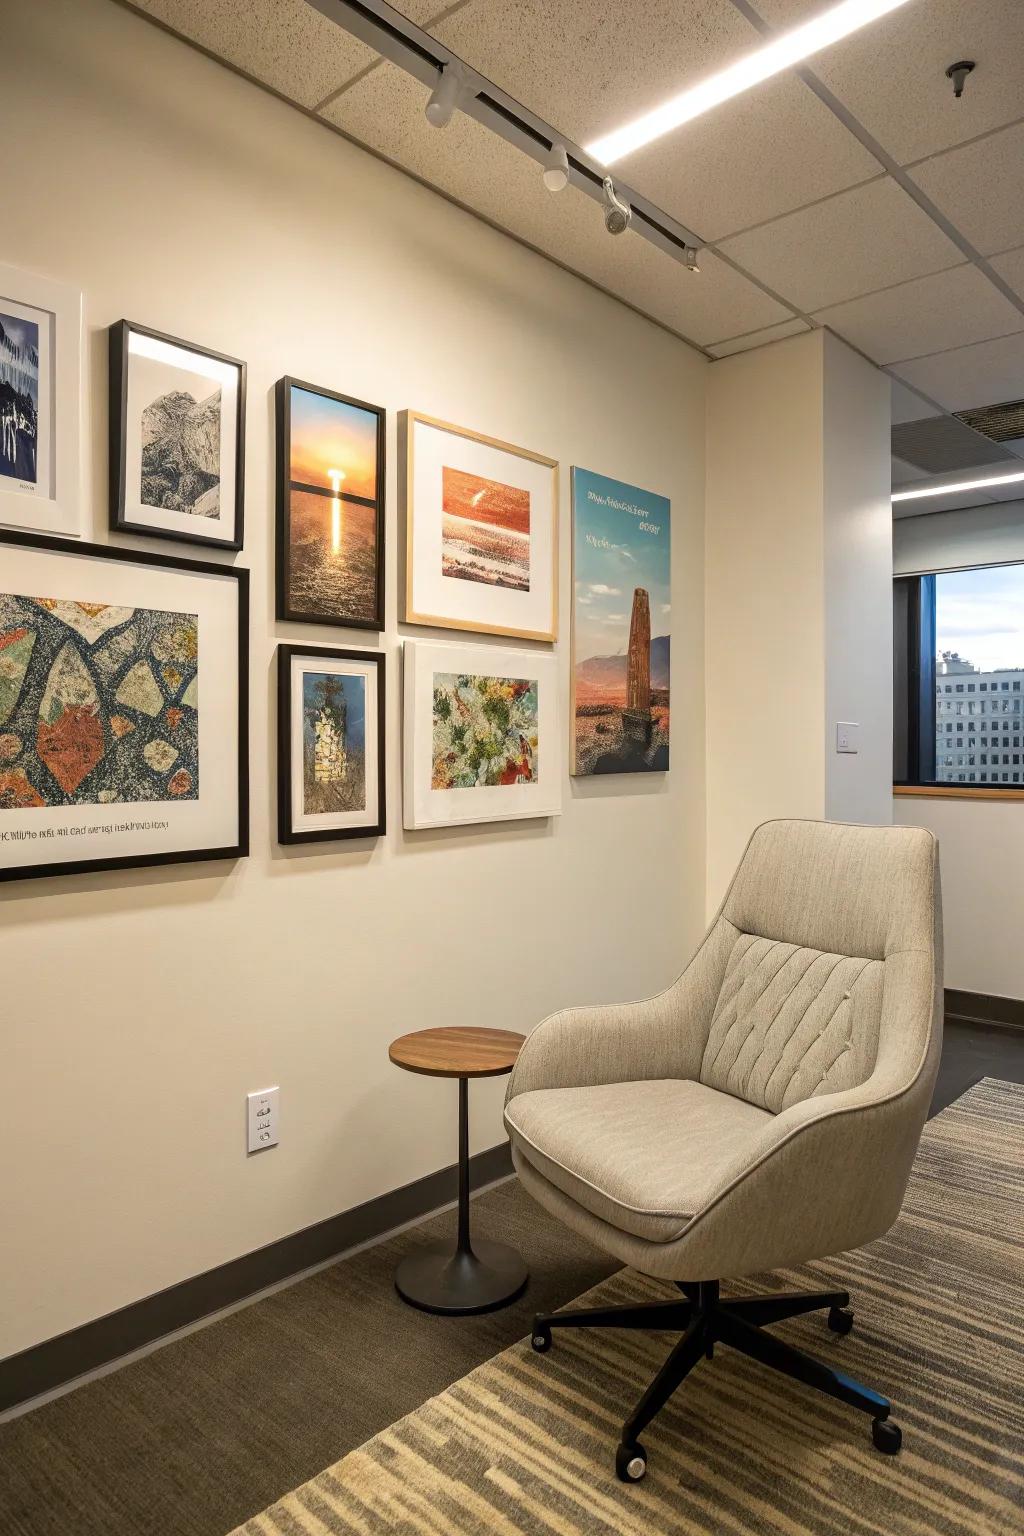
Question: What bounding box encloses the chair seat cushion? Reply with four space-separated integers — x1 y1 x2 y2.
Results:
505 1079 773 1243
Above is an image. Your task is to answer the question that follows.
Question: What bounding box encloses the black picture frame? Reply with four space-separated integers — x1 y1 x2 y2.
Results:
275 377 386 630
109 319 246 552
277 643 386 844
0 528 249 882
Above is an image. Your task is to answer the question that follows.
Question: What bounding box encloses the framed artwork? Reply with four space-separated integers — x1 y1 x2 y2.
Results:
403 412 558 642
109 320 246 550
277 644 385 843
0 263 82 538
571 467 670 776
0 530 248 882
276 377 385 630
403 639 560 830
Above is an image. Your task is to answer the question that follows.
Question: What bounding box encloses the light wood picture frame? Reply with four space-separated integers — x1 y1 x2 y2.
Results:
402 411 558 642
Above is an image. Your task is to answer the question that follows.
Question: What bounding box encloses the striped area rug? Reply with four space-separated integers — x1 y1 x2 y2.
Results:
233 1079 1024 1535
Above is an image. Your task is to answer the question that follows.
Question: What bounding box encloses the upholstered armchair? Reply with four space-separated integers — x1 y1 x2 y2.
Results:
505 819 942 1482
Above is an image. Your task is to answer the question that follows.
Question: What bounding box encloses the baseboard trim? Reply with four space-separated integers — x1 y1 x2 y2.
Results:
945 988 1024 1034
0 1139 513 1415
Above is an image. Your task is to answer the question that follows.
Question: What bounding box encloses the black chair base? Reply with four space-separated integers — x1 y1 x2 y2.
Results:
531 1281 901 1482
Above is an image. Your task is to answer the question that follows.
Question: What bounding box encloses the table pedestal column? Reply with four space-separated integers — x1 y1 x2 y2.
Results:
395 1076 529 1315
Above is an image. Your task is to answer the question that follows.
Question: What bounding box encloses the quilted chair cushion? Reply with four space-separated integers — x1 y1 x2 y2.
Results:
699 932 884 1113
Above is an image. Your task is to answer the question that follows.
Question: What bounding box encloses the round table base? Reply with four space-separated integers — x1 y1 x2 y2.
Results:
395 1240 529 1316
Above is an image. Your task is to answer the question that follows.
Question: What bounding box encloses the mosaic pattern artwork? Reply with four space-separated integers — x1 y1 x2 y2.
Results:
431 672 538 790
302 669 365 816
0 594 199 808
441 467 530 592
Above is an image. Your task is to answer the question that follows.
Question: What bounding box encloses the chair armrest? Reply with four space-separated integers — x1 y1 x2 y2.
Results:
505 919 736 1105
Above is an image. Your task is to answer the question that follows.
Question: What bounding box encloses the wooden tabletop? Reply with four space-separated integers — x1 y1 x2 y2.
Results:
389 1026 526 1079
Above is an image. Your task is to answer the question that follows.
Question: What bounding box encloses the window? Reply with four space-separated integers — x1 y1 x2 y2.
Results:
894 563 1024 790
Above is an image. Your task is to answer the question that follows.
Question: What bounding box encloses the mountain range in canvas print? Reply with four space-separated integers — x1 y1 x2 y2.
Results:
301 668 365 817
0 312 40 486
572 468 670 776
0 594 199 808
140 378 222 517
441 466 531 591
431 672 538 789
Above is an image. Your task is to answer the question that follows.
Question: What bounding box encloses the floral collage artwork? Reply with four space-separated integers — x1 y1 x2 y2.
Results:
430 673 538 790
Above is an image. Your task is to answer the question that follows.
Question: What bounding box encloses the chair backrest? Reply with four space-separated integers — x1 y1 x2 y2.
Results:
698 820 940 1115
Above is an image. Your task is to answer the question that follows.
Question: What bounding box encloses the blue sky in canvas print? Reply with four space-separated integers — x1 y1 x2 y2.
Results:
572 467 670 777
301 669 366 816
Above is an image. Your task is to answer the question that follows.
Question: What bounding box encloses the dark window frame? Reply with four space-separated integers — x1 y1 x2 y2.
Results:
894 566 1024 793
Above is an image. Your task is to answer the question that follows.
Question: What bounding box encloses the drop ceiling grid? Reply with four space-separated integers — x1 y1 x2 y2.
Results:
126 0 1024 372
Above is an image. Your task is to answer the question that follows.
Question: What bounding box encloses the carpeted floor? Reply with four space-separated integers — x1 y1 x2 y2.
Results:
234 1079 1024 1536
0 1022 1022 1536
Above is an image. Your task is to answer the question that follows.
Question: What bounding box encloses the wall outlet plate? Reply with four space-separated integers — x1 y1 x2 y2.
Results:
247 1087 279 1153
836 721 860 754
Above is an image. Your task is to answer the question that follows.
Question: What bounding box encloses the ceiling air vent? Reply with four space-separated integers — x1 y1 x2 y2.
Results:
955 399 1024 443
890 416 1018 473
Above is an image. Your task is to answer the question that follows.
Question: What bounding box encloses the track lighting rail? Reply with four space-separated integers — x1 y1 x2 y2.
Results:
306 0 703 268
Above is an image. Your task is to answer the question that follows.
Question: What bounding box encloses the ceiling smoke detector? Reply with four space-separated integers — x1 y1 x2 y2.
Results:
945 59 975 99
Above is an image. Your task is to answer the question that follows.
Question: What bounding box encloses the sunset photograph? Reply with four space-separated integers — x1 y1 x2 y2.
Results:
441 465 531 592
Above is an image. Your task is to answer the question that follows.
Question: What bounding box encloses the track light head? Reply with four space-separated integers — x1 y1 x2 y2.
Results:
684 246 701 274
602 176 631 235
543 141 569 193
425 62 465 128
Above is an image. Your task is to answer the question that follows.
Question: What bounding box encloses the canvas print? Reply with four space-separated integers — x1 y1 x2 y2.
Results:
571 467 670 776
0 310 39 487
302 668 366 816
431 672 538 790
441 467 531 592
110 321 245 550
404 413 557 642
277 379 385 629
0 592 198 809
139 368 221 518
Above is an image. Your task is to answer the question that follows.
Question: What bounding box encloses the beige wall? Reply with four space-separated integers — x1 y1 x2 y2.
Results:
0 0 707 1356
704 333 828 910
705 330 891 912
894 796 1024 997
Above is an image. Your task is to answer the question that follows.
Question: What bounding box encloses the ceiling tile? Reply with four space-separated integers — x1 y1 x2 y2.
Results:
891 330 1024 412
130 0 378 106
908 123 1024 257
890 455 929 486
321 57 790 344
425 0 878 240
717 177 962 312
757 0 1024 165
990 246 1024 302
890 376 941 423
707 319 811 358
813 265 1023 365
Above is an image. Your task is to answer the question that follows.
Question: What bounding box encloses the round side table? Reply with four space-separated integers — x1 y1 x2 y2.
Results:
389 1025 528 1315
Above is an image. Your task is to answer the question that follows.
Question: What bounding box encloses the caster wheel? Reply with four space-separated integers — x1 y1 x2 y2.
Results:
531 1323 552 1353
872 1418 902 1455
828 1306 854 1336
616 1441 647 1483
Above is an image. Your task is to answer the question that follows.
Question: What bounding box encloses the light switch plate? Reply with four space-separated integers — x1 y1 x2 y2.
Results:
836 721 860 754
247 1087 279 1153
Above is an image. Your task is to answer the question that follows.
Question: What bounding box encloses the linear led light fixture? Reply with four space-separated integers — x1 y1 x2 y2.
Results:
304 0 703 271
892 470 1024 503
586 0 915 164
